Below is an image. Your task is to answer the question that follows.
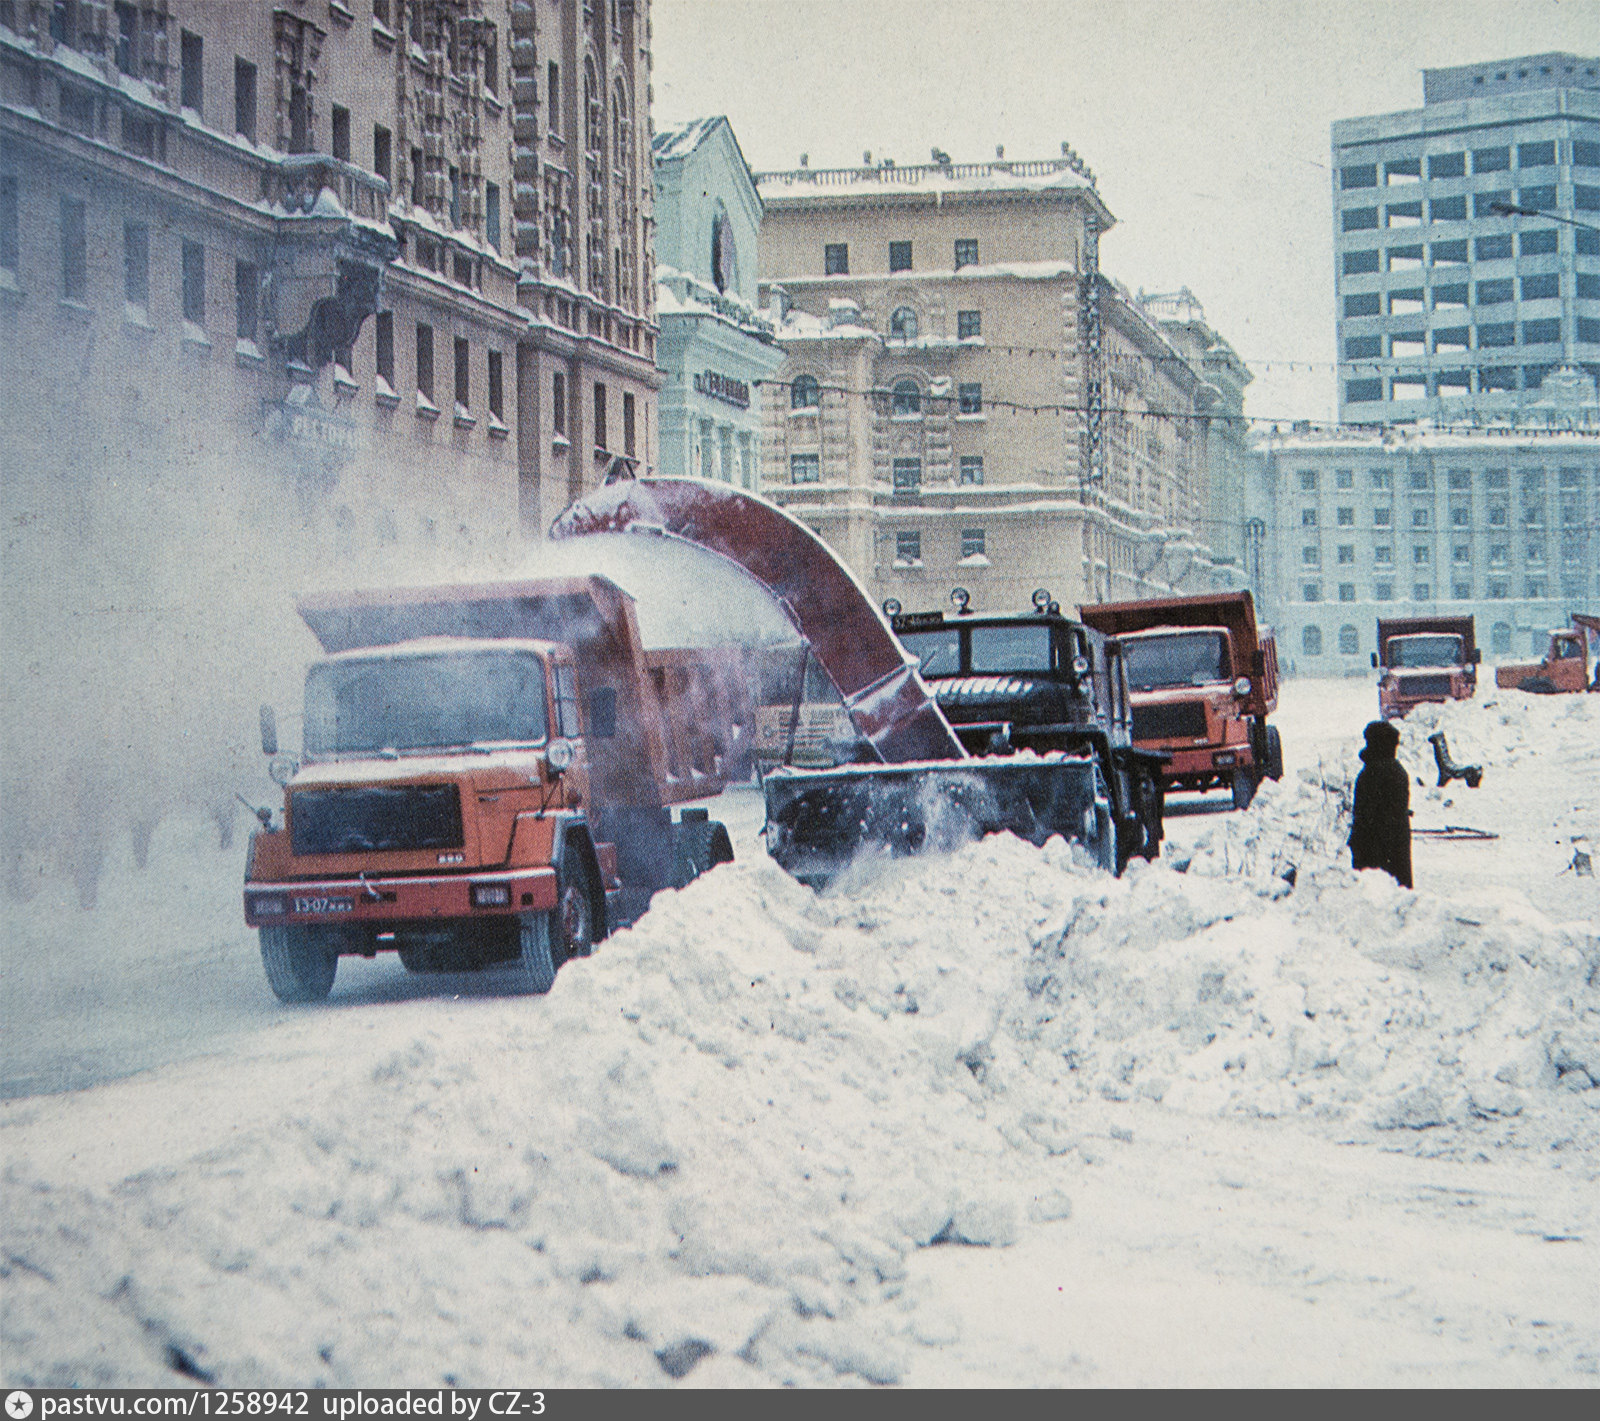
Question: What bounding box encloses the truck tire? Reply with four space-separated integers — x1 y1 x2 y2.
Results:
672 818 735 888
554 848 599 961
518 913 557 994
1137 767 1165 860
260 925 337 1003
1265 725 1284 781
1230 767 1258 811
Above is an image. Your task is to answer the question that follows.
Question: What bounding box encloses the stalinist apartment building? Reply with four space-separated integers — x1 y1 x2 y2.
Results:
1331 53 1600 426
0 1 658 895
754 150 1243 616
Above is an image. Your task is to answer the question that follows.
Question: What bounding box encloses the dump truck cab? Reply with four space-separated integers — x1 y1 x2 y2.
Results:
1079 591 1282 810
1495 619 1599 695
1374 616 1478 719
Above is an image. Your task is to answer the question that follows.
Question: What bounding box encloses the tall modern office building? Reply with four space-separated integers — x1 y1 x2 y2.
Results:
1331 53 1600 427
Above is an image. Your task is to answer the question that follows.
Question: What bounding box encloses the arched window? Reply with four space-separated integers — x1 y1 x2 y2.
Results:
889 306 918 341
1491 621 1511 654
791 374 820 409
891 378 921 417
1302 624 1323 657
584 58 602 154
611 77 630 170
1339 624 1359 655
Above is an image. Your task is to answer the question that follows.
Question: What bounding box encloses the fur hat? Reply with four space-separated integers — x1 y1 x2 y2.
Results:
1360 719 1401 759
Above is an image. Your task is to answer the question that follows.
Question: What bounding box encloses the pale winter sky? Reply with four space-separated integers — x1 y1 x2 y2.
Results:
651 0 1600 428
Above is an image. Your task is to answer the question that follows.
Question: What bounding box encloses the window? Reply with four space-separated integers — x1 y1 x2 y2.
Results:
552 371 566 435
1345 335 1381 359
1411 507 1430 529
1432 240 1468 264
0 173 16 277
483 23 498 95
824 242 848 275
888 240 912 272
1336 506 1354 525
375 311 394 384
181 240 203 324
593 381 607 450
114 3 137 75
231 59 259 144
1522 319 1560 345
1344 292 1380 317
892 457 921 493
1370 469 1393 490
1342 207 1378 231
1450 504 1470 527
1488 580 1508 600
1338 544 1355 563
1452 581 1472 600
123 220 148 309
453 336 469 409
1576 141 1600 169
1525 539 1545 564
889 306 918 340
1302 545 1320 566
1473 146 1510 172
1302 625 1323 655
1385 157 1421 184
1447 469 1471 490
1301 508 1318 527
1386 201 1422 227
1488 502 1508 528
1408 470 1429 491
1579 186 1600 213
547 61 560 134
791 373 821 409
1374 582 1394 602
449 166 461 227
1413 544 1430 565
1453 544 1471 564
235 260 258 342
895 531 922 564
485 182 500 251
1478 322 1515 348
1578 273 1600 300
1429 195 1466 222
1474 190 1511 218
1517 140 1555 169
1341 164 1377 188
1346 378 1382 402
1518 185 1556 212
1339 624 1360 654
1413 584 1432 602
1476 278 1513 305
958 382 983 415
1489 542 1508 566
891 379 921 417
623 391 635 456
59 84 94 136
1299 470 1318 491
954 237 978 268
790 453 820 484
370 125 392 186
1374 507 1392 527
1525 577 1547 600
487 349 503 422
415 323 434 400
1475 234 1513 261
326 104 349 164
1520 229 1559 257
957 309 981 340
959 455 984 486
1339 584 1357 603
1427 152 1464 179
180 30 202 113
120 109 157 159
1335 469 1354 489
960 528 986 560
1343 249 1379 274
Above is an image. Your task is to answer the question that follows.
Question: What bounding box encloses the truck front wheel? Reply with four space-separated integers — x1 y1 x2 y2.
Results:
1265 725 1284 781
260 925 338 1003
1230 767 1258 811
518 853 600 994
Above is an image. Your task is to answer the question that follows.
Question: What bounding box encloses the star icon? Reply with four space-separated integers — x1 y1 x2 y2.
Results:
6 1393 34 1420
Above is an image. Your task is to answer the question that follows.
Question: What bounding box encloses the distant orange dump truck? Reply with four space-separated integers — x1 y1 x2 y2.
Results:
1372 615 1478 720
1078 591 1282 810
1495 614 1600 694
243 575 746 1003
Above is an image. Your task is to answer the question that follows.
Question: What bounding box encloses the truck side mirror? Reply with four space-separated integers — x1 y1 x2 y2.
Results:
259 704 279 757
1370 653 1378 669
585 687 618 739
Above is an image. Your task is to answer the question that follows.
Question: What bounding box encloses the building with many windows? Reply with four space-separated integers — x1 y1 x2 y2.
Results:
0 0 658 895
1256 424 1598 676
754 149 1244 615
652 116 781 487
1331 53 1600 426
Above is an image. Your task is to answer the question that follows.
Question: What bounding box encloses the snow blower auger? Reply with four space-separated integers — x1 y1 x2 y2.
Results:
551 476 1160 886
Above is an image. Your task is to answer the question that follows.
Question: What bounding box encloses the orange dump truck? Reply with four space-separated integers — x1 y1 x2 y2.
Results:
1495 614 1600 694
1372 615 1479 719
244 575 744 1002
1079 591 1282 809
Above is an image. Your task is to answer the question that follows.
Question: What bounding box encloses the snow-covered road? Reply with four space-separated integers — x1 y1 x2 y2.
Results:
3 677 1597 1386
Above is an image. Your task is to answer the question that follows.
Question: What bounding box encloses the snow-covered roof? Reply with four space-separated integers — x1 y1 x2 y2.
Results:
1261 422 1600 453
652 116 726 163
656 264 775 340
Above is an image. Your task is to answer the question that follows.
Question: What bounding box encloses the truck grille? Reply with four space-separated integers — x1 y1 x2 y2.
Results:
1132 701 1208 741
1399 673 1452 699
291 784 464 856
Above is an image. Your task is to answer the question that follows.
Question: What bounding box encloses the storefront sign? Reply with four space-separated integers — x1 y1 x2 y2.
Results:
694 369 750 409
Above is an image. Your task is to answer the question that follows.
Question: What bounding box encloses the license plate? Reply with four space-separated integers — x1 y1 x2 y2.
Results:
292 896 354 915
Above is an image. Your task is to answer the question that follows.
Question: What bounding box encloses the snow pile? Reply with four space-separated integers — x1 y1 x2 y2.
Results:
6 803 1598 1386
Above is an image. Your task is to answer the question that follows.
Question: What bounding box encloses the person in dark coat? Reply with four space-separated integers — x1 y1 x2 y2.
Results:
1348 719 1412 888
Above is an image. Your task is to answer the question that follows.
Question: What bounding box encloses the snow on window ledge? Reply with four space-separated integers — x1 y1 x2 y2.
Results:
416 391 441 420
0 267 21 297
123 301 155 332
181 320 212 351
958 553 992 567
374 375 400 409
371 18 396 48
234 337 265 367
333 363 359 394
486 413 511 438
454 402 477 429
552 433 571 452
955 411 987 423
892 557 925 569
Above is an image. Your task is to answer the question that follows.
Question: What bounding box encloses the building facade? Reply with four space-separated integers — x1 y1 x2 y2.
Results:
1331 53 1600 426
651 115 780 486
1257 425 1598 677
0 0 657 898
754 150 1242 616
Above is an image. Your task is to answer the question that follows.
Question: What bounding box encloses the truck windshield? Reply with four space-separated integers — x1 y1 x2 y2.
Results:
970 623 1053 674
305 649 548 754
1124 631 1229 690
899 628 962 677
1388 635 1462 668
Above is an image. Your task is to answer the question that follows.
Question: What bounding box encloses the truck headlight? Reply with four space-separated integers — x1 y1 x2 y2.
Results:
269 755 297 787
471 883 512 908
546 738 575 774
1234 677 1251 697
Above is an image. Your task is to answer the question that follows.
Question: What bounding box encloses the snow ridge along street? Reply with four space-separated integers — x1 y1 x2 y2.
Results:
3 678 1598 1386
